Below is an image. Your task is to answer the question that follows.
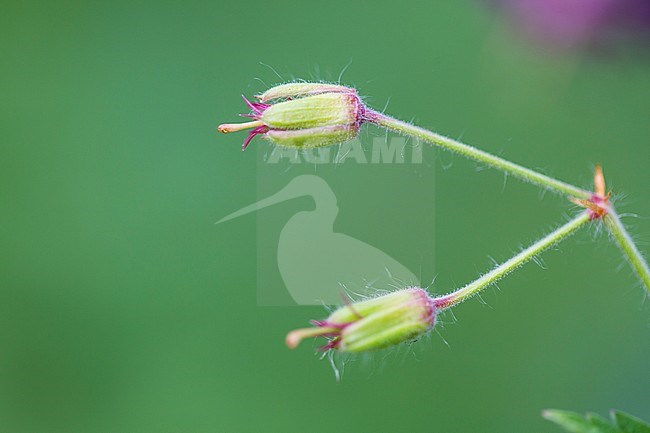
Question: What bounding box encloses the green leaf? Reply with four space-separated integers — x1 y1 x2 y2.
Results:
586 413 621 433
613 411 650 433
543 410 598 433
543 409 650 433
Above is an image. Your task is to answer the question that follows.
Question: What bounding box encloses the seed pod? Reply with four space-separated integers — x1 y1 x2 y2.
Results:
286 288 436 353
218 82 366 150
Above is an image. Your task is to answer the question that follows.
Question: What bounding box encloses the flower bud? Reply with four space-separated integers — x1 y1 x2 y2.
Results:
217 82 366 150
286 288 436 353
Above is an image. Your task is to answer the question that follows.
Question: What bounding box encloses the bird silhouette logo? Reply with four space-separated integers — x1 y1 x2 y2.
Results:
218 175 419 305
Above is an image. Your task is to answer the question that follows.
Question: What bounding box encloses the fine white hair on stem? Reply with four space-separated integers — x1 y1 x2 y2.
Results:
259 61 284 81
369 110 591 198
605 209 650 294
337 58 353 84
250 76 269 89
433 213 591 310
435 328 451 349
325 350 341 382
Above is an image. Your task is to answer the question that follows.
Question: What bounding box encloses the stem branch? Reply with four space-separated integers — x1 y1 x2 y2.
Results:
433 212 591 310
367 110 591 199
604 208 650 294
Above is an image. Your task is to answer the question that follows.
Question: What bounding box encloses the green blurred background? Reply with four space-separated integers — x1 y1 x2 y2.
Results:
1 1 649 432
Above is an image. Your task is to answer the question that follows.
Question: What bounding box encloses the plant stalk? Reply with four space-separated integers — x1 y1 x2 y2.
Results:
604 209 650 294
366 109 591 199
433 212 592 310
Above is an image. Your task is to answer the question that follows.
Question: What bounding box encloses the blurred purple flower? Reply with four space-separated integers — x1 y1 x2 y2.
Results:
489 0 650 51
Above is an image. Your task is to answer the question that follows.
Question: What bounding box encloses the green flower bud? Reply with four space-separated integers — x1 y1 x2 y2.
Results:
286 288 436 353
217 82 366 150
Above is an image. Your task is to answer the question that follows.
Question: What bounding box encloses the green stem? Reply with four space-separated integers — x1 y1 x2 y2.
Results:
604 208 650 294
366 109 591 199
433 212 592 310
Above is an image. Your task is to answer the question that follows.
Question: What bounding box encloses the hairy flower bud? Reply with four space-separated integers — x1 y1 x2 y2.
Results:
286 288 436 353
218 82 365 150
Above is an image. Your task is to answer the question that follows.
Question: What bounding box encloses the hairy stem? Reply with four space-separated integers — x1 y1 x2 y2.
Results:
433 212 592 310
604 209 650 294
366 109 591 199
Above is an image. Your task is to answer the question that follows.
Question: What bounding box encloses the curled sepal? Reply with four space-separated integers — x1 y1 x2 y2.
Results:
267 124 359 149
261 93 362 131
256 82 356 103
